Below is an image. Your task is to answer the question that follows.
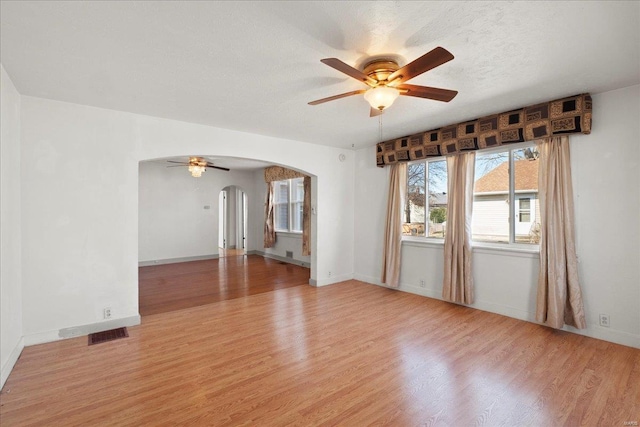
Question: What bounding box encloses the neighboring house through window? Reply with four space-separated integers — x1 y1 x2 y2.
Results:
472 144 540 245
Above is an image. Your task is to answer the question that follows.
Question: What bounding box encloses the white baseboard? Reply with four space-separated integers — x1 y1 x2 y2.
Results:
138 254 218 267
1 337 24 390
249 250 310 268
24 315 141 346
315 273 354 287
354 275 640 349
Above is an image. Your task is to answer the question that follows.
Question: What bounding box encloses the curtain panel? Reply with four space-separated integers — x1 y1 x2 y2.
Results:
535 136 586 329
263 182 276 248
381 163 407 288
442 152 475 304
375 93 592 167
302 176 311 256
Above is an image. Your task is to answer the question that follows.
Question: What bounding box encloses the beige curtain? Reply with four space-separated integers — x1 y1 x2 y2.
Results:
302 176 311 256
381 163 407 287
263 182 276 248
442 152 475 304
535 136 586 329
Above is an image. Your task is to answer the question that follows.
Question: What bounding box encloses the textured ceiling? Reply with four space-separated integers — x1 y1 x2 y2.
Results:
1 1 639 150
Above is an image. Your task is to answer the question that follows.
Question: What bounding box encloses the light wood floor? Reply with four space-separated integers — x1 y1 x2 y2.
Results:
1 270 638 425
139 255 310 316
219 248 246 258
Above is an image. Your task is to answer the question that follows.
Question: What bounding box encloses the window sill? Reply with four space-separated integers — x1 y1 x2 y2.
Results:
402 236 539 258
402 236 444 249
276 231 303 238
472 242 539 258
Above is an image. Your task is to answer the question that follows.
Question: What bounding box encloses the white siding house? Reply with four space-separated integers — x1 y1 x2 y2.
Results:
472 159 540 243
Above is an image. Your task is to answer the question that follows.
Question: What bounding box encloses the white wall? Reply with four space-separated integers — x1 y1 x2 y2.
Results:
20 96 354 343
355 84 640 349
138 162 256 263
251 170 311 267
1 66 24 388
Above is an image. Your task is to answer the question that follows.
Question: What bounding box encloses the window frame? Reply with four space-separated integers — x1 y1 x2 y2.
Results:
402 156 448 242
518 198 531 223
473 141 540 249
401 141 540 253
273 177 304 234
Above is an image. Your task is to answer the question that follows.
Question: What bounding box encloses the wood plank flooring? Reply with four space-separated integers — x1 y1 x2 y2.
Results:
1 268 639 425
139 255 309 316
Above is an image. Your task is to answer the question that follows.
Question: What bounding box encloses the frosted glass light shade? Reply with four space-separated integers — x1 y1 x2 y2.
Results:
189 165 205 177
364 86 400 111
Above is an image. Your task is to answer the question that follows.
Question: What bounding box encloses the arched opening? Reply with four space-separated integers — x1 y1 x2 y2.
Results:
137 155 315 316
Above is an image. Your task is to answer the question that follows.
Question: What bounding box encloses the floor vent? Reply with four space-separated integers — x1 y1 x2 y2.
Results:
88 327 129 346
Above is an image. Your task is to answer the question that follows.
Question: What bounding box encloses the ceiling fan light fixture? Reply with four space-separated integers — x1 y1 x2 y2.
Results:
364 86 400 111
189 164 205 177
188 157 207 177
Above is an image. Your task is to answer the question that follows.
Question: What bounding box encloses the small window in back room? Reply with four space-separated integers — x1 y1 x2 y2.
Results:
274 177 305 233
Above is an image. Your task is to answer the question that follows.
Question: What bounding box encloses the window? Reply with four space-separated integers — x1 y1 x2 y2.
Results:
472 144 539 245
403 143 540 246
403 158 448 238
274 177 304 232
518 198 531 222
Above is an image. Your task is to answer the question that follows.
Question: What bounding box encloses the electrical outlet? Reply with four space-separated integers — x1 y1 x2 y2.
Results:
103 307 112 320
328 271 332 278
419 279 426 288
599 314 610 327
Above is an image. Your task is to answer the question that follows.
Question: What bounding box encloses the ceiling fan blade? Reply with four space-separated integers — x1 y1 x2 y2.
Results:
320 58 377 86
308 90 366 105
396 84 458 102
166 160 189 165
206 165 230 171
166 165 186 168
369 107 383 117
387 47 454 85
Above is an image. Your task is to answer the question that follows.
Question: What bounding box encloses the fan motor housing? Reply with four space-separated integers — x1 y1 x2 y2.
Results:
363 60 400 83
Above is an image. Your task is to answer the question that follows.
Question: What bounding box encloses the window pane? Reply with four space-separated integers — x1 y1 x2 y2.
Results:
275 204 288 231
291 201 303 232
472 151 510 243
404 163 426 236
514 147 539 244
292 178 304 202
428 160 447 238
275 181 289 203
274 180 289 231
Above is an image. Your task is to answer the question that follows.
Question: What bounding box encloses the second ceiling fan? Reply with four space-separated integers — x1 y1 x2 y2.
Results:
309 46 458 117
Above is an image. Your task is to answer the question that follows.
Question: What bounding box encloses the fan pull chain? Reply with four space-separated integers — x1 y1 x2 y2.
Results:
378 114 383 143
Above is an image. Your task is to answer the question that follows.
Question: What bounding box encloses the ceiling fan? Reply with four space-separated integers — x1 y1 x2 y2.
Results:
166 157 230 178
308 46 458 117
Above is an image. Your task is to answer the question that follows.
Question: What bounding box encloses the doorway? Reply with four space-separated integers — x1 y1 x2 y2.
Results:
219 185 247 258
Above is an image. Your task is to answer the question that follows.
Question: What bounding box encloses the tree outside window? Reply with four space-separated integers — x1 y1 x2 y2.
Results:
403 159 447 238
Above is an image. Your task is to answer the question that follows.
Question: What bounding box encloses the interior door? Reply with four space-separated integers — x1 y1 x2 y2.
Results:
218 190 227 249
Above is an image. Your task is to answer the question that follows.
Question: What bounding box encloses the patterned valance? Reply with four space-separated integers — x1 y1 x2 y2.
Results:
376 93 592 167
264 166 307 182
